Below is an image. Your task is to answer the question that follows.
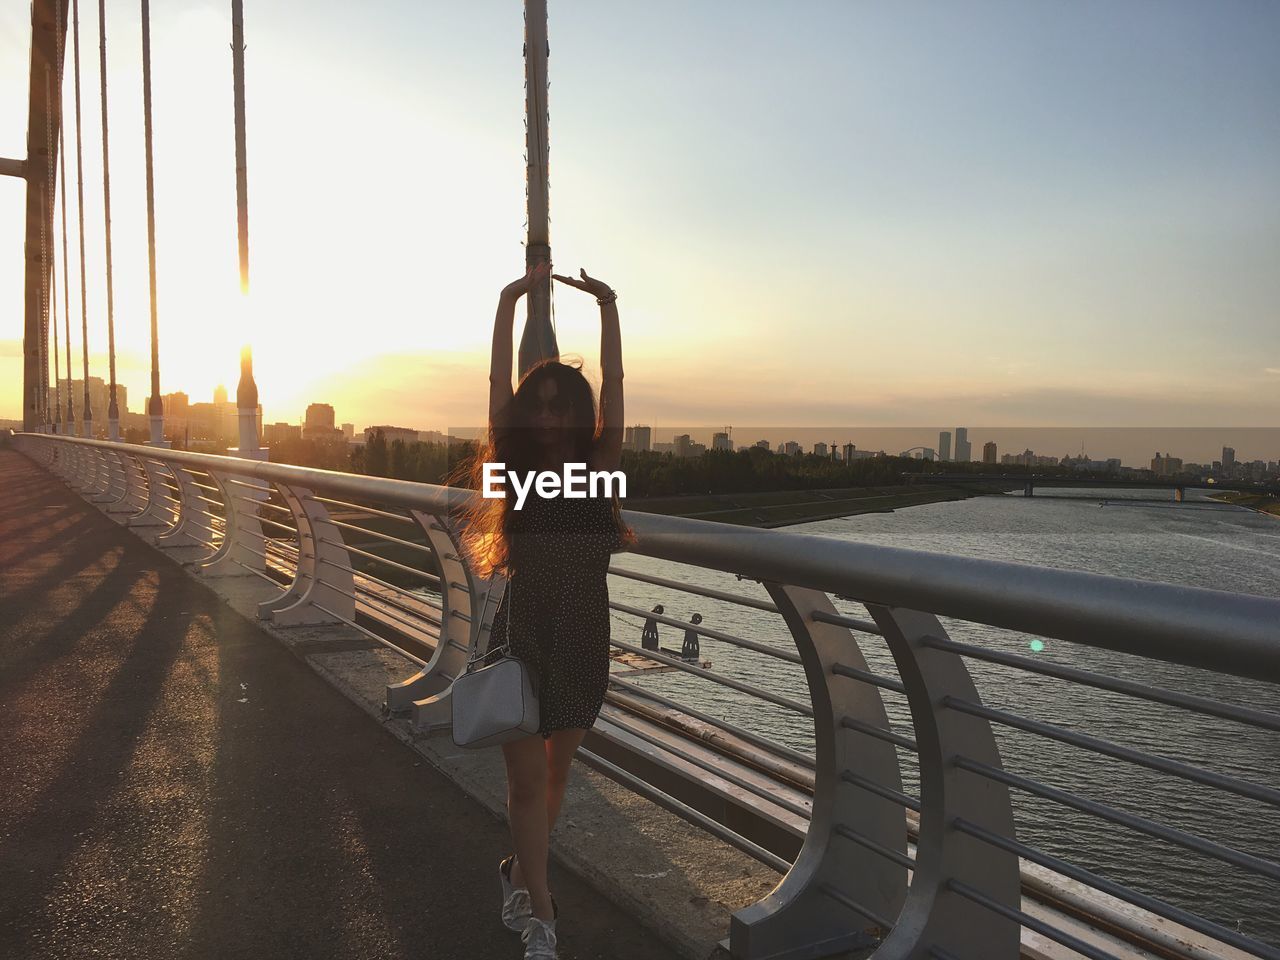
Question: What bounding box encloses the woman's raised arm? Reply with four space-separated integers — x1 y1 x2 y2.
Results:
554 268 623 472
490 262 551 425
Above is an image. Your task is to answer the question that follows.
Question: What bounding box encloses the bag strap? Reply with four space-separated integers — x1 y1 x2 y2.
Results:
464 574 511 672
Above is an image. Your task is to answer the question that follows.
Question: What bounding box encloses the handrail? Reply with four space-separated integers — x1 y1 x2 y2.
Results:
23 433 1280 682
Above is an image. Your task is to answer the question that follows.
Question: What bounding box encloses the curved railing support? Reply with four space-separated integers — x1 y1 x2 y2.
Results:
384 511 482 731
199 471 265 578
156 466 219 554
861 605 1020 960
127 457 174 527
729 584 908 959
261 483 355 626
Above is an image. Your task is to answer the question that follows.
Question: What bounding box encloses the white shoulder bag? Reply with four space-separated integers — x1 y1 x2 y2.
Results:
450 576 542 749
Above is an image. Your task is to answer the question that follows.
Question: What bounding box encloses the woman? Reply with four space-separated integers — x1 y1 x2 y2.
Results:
452 261 638 959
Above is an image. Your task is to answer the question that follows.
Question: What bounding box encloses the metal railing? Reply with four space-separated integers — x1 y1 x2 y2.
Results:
14 432 1280 960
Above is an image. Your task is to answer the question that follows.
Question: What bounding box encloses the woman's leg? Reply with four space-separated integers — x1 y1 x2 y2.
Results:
508 727 589 888
501 733 555 921
545 727 590 828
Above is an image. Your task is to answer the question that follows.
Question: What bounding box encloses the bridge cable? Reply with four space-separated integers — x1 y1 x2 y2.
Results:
44 64 61 432
72 0 92 434
39 66 52 431
97 0 120 435
140 0 162 430
57 0 75 431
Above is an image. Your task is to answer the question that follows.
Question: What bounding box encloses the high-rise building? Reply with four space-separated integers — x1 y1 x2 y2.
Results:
814 442 828 457
213 384 228 405
341 423 355 440
712 431 732 451
842 442 856 462
939 431 952 461
305 403 336 430
623 425 652 453
1222 446 1236 476
954 427 971 463
754 439 771 452
983 441 997 464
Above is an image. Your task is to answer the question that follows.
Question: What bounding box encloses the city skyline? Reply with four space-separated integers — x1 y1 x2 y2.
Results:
3 2 1278 433
18 373 1280 468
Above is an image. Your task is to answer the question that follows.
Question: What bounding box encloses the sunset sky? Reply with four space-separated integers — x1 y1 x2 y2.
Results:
2 1 1278 438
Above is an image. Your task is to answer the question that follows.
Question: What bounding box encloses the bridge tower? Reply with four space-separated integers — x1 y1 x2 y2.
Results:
10 0 68 433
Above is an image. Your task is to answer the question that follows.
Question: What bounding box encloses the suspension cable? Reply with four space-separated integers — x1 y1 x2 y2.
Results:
44 65 61 431
57 0 75 431
97 0 119 430
141 0 162 426
72 0 91 433
39 66 52 430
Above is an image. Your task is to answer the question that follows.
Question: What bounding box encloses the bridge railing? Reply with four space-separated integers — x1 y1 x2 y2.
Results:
14 432 1280 960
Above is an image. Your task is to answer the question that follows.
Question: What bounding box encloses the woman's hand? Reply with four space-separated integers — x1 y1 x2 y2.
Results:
553 267 614 301
501 261 552 301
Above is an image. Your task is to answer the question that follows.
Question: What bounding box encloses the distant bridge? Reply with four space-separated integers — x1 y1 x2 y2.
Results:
907 472 1280 501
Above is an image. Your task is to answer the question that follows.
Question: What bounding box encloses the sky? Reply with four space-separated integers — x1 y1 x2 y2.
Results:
2 1 1278 454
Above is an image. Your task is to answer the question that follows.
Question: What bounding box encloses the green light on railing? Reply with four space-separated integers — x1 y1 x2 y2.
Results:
1029 639 1045 653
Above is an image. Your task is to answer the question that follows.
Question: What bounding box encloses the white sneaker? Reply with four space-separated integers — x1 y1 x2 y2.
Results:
499 855 532 933
521 915 558 958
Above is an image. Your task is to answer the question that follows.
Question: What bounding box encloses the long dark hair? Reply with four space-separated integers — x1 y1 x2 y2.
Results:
448 357 637 579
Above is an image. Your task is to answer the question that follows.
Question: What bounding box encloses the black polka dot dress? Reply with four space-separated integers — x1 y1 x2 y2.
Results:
484 491 625 739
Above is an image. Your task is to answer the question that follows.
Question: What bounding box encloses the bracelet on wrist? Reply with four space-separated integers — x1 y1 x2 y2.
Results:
596 288 618 306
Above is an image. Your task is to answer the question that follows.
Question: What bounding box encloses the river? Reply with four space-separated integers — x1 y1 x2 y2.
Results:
605 488 1280 947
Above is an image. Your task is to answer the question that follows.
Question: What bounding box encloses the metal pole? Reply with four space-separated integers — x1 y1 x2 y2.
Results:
230 0 260 456
72 0 93 439
140 0 166 446
518 0 558 380
97 0 120 440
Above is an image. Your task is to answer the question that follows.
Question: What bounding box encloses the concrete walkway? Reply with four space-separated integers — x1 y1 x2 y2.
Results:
0 447 685 960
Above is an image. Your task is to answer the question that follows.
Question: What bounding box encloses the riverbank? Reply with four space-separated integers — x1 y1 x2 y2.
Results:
629 482 993 528
1208 490 1280 518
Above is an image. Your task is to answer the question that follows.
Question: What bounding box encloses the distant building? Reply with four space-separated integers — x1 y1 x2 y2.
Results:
983 441 997 464
303 403 343 442
365 425 419 446
712 431 732 452
305 403 335 430
624 425 652 452
673 434 705 457
341 422 355 440
814 442 828 457
50 377 128 426
1222 446 1236 476
213 384 228 405
1151 452 1183 477
954 427 971 463
781 441 801 456
939 431 952 461
755 439 771 451
264 422 302 444
842 442 855 462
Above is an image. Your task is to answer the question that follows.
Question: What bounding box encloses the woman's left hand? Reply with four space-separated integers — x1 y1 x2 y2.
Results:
553 267 614 301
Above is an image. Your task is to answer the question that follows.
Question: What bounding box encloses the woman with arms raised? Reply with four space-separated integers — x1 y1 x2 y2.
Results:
452 261 636 959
